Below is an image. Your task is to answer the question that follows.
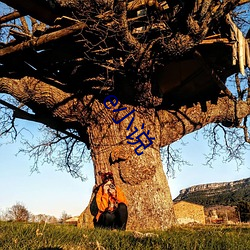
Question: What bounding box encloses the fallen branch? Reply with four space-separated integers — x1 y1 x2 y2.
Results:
193 50 236 99
0 11 22 24
0 22 87 58
200 38 233 45
1 0 59 24
9 29 31 40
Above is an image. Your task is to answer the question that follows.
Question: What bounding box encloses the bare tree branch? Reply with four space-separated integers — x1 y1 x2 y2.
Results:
0 22 87 58
0 11 22 24
1 0 61 24
158 96 250 147
161 143 191 178
202 123 250 168
19 127 89 180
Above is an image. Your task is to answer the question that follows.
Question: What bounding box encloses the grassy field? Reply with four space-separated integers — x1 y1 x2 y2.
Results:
0 221 249 250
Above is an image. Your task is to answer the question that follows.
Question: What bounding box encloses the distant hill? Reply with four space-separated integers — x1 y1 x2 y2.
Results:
174 178 250 207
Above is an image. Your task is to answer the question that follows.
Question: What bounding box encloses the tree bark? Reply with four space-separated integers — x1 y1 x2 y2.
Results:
0 11 22 24
1 0 61 24
78 100 176 230
0 23 87 58
77 95 250 230
78 146 176 230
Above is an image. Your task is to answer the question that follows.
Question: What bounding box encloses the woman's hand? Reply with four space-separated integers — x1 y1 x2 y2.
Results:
108 188 116 196
103 183 110 194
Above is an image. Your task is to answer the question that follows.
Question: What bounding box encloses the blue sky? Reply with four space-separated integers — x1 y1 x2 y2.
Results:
0 119 249 218
0 121 95 218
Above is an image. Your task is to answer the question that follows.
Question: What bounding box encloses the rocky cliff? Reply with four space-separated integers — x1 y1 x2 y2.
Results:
174 178 250 206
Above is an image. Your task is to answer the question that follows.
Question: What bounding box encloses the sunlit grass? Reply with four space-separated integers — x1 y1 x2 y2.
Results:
0 221 249 249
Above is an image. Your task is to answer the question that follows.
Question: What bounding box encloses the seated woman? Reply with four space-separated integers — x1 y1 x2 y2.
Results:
95 172 128 230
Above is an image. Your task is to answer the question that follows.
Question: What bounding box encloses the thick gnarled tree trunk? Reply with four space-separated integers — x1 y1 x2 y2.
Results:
79 144 176 230
77 95 250 230
78 100 176 230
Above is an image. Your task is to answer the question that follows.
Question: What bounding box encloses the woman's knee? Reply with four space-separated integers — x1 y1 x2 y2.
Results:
118 203 127 210
101 211 115 222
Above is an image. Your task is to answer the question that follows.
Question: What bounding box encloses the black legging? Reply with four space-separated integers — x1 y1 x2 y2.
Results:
97 203 128 230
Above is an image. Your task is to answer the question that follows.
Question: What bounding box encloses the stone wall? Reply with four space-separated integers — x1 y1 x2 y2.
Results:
174 201 205 224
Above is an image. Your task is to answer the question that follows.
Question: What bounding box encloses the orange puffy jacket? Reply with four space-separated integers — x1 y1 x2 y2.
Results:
95 185 127 221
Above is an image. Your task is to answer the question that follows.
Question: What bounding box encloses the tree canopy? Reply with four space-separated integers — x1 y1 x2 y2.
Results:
0 0 250 175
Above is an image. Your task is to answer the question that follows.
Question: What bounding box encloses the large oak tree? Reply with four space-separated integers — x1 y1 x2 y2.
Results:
0 0 250 230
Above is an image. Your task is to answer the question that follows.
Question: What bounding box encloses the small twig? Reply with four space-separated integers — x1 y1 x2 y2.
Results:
235 73 242 100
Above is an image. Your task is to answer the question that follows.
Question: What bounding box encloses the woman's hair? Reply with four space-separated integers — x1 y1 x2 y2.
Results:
101 172 114 184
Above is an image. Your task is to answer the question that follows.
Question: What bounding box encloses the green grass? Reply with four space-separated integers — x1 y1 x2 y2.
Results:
0 221 249 250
